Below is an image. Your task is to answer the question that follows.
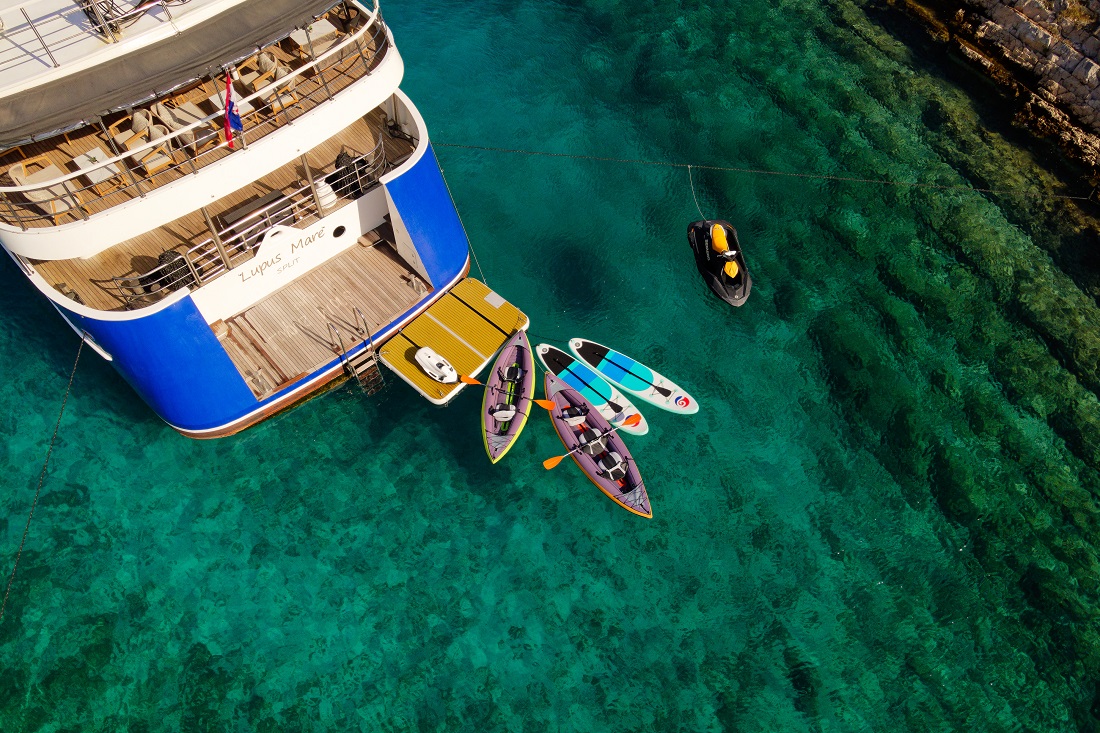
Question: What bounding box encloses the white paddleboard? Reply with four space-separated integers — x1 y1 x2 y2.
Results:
568 338 699 415
536 343 649 435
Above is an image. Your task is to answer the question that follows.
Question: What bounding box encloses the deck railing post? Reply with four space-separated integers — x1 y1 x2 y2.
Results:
64 185 88 221
0 194 27 230
21 8 60 67
304 26 334 101
183 251 202 285
202 206 233 271
300 154 325 216
97 118 146 197
85 0 118 42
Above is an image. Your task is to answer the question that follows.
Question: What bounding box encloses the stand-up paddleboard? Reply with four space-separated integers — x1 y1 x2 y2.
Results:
545 373 652 518
535 344 648 435
568 339 699 415
482 330 536 463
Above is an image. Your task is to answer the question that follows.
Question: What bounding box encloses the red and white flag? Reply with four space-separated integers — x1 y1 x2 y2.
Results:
223 74 244 149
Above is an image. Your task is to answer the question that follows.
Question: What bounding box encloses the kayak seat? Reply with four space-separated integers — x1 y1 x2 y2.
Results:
499 365 525 383
561 405 587 427
598 451 627 481
491 404 517 422
578 428 606 456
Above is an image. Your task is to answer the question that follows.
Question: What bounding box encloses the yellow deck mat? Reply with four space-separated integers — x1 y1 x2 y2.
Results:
379 278 529 405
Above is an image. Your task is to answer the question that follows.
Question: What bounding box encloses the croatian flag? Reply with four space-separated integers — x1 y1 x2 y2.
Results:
224 74 244 149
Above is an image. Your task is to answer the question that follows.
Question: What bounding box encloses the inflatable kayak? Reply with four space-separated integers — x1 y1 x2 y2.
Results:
568 338 699 415
535 344 648 436
687 219 752 307
545 373 652 518
481 330 535 463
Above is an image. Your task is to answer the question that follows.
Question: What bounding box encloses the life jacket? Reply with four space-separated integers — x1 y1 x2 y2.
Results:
598 451 628 481
723 260 739 279
561 405 587 427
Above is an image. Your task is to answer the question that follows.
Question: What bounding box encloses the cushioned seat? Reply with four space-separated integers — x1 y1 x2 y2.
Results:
108 109 152 151
598 451 627 481
125 123 175 176
153 100 218 154
8 154 83 223
578 429 607 457
560 405 587 427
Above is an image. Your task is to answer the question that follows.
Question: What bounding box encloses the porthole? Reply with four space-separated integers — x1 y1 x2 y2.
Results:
333 225 346 238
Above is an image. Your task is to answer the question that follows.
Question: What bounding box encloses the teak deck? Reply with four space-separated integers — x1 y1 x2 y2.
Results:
31 111 414 311
221 232 428 398
0 16 388 229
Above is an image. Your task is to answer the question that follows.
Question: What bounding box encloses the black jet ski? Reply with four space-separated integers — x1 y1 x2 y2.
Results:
687 219 752 307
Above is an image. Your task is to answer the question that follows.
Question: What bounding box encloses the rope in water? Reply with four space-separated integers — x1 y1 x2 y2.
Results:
687 165 709 220
0 335 84 625
434 142 1093 201
437 163 490 287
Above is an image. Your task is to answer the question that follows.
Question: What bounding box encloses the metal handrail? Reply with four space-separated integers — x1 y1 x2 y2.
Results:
0 1 389 227
108 141 387 304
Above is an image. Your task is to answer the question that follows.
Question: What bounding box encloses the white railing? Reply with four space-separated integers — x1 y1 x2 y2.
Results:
108 137 388 306
0 0 388 229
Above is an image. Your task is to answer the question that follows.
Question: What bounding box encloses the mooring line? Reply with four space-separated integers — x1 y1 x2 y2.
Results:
688 165 708 220
434 142 1092 201
437 162 490 286
0 335 84 624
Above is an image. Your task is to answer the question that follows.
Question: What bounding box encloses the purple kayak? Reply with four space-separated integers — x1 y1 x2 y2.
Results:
545 373 652 518
481 330 535 463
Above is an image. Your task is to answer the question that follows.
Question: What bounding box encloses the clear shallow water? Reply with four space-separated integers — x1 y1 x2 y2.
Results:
3 0 1100 730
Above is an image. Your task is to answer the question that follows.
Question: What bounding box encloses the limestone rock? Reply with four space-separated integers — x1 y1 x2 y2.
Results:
1019 20 1053 52
1073 56 1100 86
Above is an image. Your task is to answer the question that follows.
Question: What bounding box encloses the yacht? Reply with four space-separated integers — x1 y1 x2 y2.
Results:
0 0 526 437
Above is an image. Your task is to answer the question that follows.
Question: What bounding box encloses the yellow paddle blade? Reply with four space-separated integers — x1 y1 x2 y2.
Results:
542 454 567 470
534 399 556 410
459 375 482 385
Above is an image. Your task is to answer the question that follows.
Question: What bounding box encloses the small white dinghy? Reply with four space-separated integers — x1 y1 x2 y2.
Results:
415 347 458 383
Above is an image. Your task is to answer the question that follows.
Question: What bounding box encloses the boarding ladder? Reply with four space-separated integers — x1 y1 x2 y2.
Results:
327 307 385 395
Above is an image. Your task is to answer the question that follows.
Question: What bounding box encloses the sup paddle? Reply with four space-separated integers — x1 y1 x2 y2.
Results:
542 349 627 414
561 365 623 413
599 355 673 399
460 375 555 410
542 414 642 470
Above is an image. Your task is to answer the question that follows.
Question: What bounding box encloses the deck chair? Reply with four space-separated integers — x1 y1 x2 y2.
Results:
8 154 84 224
153 99 219 154
125 124 175 176
241 53 301 115
106 109 152 151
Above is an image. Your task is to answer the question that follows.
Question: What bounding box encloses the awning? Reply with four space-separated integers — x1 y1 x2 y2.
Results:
0 0 340 147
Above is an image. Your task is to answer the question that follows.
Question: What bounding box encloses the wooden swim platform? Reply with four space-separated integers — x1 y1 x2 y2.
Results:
379 278 528 405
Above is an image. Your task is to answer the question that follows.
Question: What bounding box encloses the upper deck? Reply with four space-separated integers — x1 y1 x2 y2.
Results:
0 0 232 98
0 0 396 255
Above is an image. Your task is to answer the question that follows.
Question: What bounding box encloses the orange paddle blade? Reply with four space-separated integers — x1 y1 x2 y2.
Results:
542 454 567 470
459 375 482 385
534 399 556 410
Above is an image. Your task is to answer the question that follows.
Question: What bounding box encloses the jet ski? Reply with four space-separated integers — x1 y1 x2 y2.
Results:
686 219 752 307
415 347 458 383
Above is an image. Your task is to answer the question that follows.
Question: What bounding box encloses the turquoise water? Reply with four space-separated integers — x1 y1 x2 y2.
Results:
3 0 1100 729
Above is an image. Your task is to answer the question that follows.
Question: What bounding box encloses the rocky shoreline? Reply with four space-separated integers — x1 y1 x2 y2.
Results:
897 0 1100 180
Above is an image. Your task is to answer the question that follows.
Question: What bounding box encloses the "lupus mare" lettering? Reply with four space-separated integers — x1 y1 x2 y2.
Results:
237 227 326 283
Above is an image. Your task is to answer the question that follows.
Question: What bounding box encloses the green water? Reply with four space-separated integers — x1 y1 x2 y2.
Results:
3 0 1100 730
